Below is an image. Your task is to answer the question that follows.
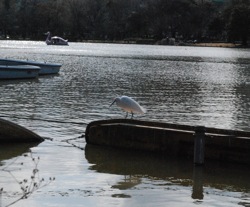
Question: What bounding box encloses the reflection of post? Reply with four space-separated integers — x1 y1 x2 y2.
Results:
194 126 206 165
192 166 204 200
0 188 2 207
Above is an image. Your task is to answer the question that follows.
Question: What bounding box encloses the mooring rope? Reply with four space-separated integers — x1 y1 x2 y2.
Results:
0 114 88 125
61 134 85 142
62 134 86 150
1 114 88 151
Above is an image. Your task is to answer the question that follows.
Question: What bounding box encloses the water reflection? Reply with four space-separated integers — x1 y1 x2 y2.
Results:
0 143 39 163
0 78 39 86
192 166 204 200
85 144 250 200
0 144 55 207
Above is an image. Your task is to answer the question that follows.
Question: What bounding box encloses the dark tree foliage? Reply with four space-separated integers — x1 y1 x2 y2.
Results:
0 0 249 45
226 0 250 45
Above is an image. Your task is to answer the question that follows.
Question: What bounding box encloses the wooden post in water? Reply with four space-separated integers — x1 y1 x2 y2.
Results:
194 126 206 165
192 166 204 199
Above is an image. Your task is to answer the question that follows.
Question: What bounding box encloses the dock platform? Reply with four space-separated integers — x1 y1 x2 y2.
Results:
85 119 250 165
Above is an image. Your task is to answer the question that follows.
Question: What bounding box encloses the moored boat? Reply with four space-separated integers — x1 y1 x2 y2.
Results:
0 58 61 75
45 31 69 46
0 65 40 79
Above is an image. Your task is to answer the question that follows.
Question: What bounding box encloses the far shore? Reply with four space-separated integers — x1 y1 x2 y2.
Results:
0 38 248 48
81 39 249 48
191 42 243 48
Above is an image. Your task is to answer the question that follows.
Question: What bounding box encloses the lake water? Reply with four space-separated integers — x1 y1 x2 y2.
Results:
0 41 249 207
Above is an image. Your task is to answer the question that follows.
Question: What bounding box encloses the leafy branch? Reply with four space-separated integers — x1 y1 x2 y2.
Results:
0 152 55 207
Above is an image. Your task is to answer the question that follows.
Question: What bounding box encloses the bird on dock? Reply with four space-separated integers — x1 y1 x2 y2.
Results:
109 95 146 118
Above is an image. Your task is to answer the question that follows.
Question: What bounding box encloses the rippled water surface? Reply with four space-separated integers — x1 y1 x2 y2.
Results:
0 41 249 207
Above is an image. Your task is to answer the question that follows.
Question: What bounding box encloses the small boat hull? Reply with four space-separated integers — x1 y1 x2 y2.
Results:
33 63 60 75
0 65 40 79
0 118 43 143
0 58 61 75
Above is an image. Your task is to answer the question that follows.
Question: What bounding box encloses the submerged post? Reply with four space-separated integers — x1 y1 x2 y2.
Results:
192 166 204 199
194 126 206 165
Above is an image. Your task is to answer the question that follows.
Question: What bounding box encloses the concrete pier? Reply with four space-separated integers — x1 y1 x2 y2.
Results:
0 118 43 143
85 119 250 165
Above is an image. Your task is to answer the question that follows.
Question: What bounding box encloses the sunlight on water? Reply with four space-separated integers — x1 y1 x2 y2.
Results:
0 41 249 207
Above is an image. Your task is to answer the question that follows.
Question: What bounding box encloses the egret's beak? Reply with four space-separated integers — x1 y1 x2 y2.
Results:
109 100 116 107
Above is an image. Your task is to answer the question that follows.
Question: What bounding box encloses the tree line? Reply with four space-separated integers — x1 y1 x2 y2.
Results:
0 0 250 45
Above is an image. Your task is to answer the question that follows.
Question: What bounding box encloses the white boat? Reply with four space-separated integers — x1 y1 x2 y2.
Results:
0 65 40 79
0 58 62 75
45 31 68 46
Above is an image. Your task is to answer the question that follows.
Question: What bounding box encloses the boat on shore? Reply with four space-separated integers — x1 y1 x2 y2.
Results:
0 65 40 79
0 58 61 75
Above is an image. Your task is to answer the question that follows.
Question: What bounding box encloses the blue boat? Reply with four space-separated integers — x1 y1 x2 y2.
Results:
0 58 61 75
0 65 40 79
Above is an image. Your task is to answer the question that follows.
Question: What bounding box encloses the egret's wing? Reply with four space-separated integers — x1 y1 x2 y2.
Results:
120 96 146 114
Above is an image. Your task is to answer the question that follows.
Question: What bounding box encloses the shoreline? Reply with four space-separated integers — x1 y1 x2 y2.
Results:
0 38 248 48
190 42 243 48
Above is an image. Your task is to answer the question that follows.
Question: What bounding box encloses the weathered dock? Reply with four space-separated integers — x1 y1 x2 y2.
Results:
0 118 43 143
85 119 250 165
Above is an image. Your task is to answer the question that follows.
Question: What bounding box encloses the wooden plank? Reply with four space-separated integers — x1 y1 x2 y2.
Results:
85 119 250 164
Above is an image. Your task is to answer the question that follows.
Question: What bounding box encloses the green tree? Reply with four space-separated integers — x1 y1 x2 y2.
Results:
0 0 17 38
227 2 250 45
0 0 237 43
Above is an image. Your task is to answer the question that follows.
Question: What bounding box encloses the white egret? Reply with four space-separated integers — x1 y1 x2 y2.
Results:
110 95 146 118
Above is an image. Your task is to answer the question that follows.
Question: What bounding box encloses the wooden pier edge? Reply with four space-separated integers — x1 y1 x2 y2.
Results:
85 119 250 165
